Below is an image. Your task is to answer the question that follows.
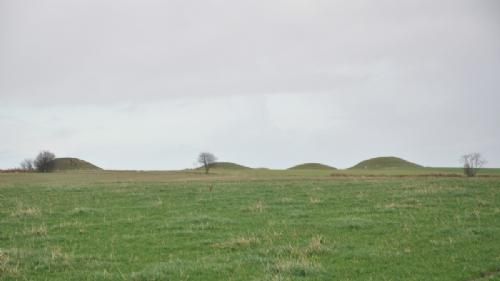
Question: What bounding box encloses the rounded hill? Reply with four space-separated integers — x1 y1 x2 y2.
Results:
288 163 336 170
350 157 422 169
48 158 102 171
207 162 251 170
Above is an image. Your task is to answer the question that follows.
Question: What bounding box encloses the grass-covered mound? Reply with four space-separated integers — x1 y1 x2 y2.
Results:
288 163 336 170
350 156 422 169
48 158 102 171
207 162 251 170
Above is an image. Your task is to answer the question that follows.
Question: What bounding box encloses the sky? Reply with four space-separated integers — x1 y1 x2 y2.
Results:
1 0 499 170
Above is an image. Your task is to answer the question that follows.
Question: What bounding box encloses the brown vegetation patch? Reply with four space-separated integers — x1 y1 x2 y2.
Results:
213 235 259 249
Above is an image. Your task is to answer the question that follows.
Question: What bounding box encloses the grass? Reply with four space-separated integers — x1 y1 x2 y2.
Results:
1 169 500 280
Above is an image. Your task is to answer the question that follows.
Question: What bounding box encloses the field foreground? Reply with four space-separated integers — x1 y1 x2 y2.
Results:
1 169 500 280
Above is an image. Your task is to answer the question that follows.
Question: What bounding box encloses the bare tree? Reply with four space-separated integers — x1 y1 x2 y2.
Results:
20 159 34 171
461 153 486 177
34 151 56 173
198 152 217 174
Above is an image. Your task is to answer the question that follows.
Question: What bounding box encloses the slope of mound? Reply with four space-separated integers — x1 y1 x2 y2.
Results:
288 163 336 170
207 162 251 170
49 158 102 171
350 156 422 169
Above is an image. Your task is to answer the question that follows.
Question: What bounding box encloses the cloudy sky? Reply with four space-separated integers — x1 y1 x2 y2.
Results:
1 0 499 170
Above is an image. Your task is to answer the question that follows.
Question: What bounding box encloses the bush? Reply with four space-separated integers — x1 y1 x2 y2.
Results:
34 151 56 172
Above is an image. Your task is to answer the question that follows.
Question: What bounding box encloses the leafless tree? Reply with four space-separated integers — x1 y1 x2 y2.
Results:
461 153 486 177
198 152 217 174
20 159 34 171
34 151 56 173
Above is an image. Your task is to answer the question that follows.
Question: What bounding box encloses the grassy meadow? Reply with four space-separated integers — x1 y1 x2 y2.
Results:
1 168 500 280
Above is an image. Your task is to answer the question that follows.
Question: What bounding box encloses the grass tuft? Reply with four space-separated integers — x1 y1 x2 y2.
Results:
213 235 260 249
271 256 321 277
71 207 100 215
49 246 72 265
0 250 20 277
10 203 40 217
305 235 328 255
24 224 48 236
309 197 321 204
247 200 266 213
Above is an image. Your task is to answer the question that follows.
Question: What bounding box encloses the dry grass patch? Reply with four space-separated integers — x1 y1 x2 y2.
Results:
305 235 329 255
261 230 283 244
247 201 265 213
152 197 163 207
309 197 321 204
476 198 490 207
50 246 72 265
0 250 20 277
71 207 100 215
312 186 323 191
271 256 320 277
57 220 83 229
10 204 40 217
24 224 48 236
383 199 422 210
266 235 327 278
280 197 293 203
213 235 260 249
410 185 467 196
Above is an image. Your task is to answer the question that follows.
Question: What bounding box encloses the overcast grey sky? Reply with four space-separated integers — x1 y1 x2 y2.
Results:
1 0 499 170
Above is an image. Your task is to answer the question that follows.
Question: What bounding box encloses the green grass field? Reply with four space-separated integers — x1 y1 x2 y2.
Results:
1 168 500 280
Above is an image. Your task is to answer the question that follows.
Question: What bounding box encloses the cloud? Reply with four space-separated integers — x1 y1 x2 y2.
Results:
1 0 499 104
0 0 499 168
2 92 499 169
